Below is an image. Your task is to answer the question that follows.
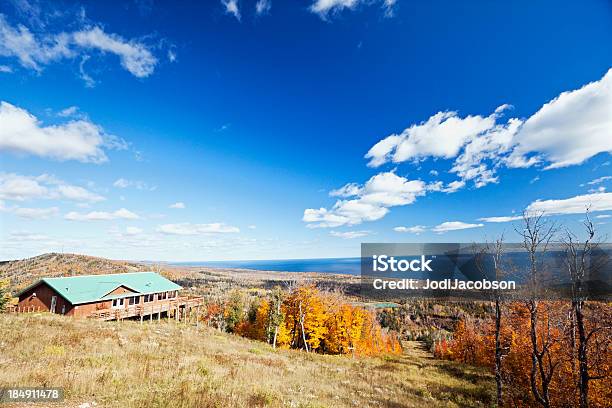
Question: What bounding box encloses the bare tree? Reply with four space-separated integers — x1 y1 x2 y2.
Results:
475 237 507 407
515 212 558 408
563 210 611 408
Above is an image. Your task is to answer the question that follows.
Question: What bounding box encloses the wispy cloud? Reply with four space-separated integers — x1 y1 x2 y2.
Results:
221 0 241 21
157 222 240 235
329 230 370 239
65 208 140 221
432 221 484 233
393 225 427 234
309 0 395 19
0 204 60 219
478 215 522 223
525 192 612 216
0 13 160 81
0 173 105 202
586 176 612 185
113 178 156 191
169 202 185 209
255 0 271 15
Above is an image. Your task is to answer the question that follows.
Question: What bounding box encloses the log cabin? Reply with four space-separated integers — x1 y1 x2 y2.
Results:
15 272 193 319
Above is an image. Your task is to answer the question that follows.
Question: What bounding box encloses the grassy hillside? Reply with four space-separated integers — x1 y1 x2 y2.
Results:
0 253 151 290
0 314 494 408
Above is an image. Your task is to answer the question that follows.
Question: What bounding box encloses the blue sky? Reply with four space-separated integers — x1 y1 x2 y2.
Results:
0 0 611 261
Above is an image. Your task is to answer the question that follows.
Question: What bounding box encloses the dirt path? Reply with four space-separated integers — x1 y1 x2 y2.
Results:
402 340 434 360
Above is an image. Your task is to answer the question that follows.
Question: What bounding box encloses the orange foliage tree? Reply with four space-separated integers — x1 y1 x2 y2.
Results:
236 284 402 357
435 301 611 407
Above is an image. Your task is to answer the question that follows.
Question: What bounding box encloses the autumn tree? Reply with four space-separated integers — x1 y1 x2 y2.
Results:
284 285 328 352
0 279 10 312
516 212 559 408
267 286 285 348
563 210 611 408
475 237 509 406
224 290 245 333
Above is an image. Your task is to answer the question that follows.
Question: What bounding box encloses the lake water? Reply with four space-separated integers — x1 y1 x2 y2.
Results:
173 257 362 275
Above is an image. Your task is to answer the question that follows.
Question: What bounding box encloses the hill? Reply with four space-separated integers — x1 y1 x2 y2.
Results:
0 313 494 408
0 253 152 291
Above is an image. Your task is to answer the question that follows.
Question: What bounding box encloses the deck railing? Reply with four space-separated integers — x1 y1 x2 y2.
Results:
6 305 42 313
86 296 204 320
5 296 204 321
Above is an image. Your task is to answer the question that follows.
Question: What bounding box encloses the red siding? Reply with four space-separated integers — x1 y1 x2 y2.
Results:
18 282 73 315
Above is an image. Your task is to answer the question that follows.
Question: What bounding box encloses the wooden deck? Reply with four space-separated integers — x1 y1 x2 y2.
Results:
87 296 204 321
7 296 205 322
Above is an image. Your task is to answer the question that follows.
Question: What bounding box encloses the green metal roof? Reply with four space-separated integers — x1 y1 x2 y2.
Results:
21 272 182 305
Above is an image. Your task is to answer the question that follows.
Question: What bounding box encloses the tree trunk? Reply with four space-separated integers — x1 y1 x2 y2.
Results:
529 300 549 408
272 326 278 349
299 302 309 353
576 300 589 408
494 296 503 407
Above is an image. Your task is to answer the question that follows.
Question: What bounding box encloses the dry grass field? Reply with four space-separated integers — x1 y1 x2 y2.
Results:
0 313 494 408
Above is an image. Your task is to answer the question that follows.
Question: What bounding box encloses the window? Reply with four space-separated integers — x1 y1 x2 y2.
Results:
143 294 154 303
167 291 176 299
128 296 138 305
158 292 167 301
112 298 125 309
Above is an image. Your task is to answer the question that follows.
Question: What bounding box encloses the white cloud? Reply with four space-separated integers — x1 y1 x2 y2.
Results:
0 65 12 72
56 184 105 202
125 226 143 235
79 55 95 87
442 180 466 193
588 186 606 194
113 178 130 188
65 208 140 221
330 182 361 197
310 0 359 17
393 225 426 234
0 14 72 70
0 203 59 219
112 178 156 191
255 0 271 15
0 173 104 202
0 101 125 163
365 110 499 167
248 224 257 229
72 26 157 78
222 0 241 21
525 192 612 216
587 176 612 185
0 15 158 79
57 106 78 117
304 171 426 227
0 173 48 201
382 0 397 17
432 221 484 233
508 69 612 169
330 230 370 239
595 214 610 219
309 0 395 18
362 70 612 190
169 202 185 209
478 215 522 223
9 231 50 241
157 223 240 235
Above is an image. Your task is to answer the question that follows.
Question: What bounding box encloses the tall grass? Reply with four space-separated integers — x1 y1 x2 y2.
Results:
0 314 493 407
